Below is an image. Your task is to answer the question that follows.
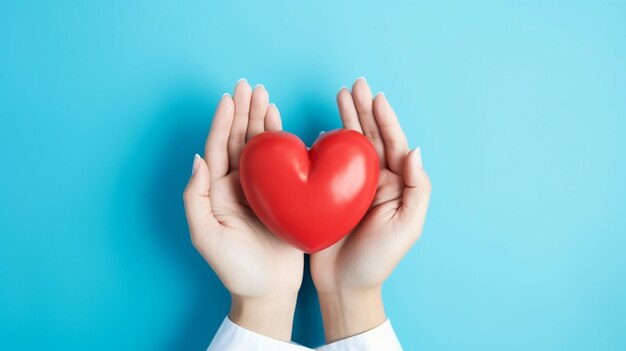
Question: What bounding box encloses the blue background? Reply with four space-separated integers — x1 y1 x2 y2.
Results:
1 1 625 350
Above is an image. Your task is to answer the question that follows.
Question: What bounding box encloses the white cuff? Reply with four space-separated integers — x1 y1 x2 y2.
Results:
207 317 313 351
315 319 403 351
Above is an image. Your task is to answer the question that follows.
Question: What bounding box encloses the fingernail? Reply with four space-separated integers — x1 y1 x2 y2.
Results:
222 92 230 98
356 76 367 82
192 154 201 175
415 147 423 169
254 83 265 89
339 86 348 92
238 78 247 84
269 102 276 108
376 91 385 97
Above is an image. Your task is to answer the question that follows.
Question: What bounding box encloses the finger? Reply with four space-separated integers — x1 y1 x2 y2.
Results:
246 84 269 141
183 154 221 250
265 103 283 131
398 148 432 233
228 79 252 170
373 93 409 175
337 87 362 132
352 77 386 167
204 93 234 181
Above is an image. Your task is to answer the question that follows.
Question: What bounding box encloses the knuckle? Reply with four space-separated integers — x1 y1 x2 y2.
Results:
420 173 432 192
383 136 407 150
228 132 246 145
364 129 380 141
182 189 195 202
189 233 201 250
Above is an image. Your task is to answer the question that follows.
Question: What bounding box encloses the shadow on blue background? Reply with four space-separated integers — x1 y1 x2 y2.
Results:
145 90 228 350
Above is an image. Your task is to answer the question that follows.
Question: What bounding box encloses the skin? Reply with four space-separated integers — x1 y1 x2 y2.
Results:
310 78 432 343
183 79 303 342
183 77 432 344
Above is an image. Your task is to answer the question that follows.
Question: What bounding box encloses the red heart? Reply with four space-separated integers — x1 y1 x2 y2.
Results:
239 129 379 253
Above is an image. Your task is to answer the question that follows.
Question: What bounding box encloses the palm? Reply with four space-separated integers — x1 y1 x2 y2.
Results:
311 79 430 294
184 81 303 299
312 169 404 290
209 172 302 297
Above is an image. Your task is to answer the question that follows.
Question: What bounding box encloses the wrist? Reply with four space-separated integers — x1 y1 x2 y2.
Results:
229 292 299 342
317 286 386 343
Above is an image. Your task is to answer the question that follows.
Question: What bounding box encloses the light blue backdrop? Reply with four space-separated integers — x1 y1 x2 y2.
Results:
1 1 625 350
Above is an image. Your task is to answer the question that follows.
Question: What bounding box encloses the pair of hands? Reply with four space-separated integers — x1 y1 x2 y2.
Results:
183 78 431 344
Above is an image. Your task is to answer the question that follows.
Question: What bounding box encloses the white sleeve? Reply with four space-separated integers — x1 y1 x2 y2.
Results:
207 316 315 351
315 320 403 351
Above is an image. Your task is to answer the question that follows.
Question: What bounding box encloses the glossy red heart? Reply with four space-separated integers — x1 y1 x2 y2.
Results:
239 129 379 253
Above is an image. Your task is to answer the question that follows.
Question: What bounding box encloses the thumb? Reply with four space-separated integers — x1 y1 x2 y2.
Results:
398 148 432 230
183 154 220 249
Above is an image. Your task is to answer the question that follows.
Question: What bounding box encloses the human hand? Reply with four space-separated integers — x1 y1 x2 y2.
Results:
183 80 304 342
310 78 432 343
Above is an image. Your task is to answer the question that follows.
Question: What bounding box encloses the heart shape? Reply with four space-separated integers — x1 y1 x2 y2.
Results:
239 129 379 253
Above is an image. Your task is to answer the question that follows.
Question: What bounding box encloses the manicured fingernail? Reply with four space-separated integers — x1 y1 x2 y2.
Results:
222 93 230 98
238 78 247 84
415 147 423 169
269 102 276 108
254 83 265 89
376 91 385 97
192 154 201 175
356 76 367 82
